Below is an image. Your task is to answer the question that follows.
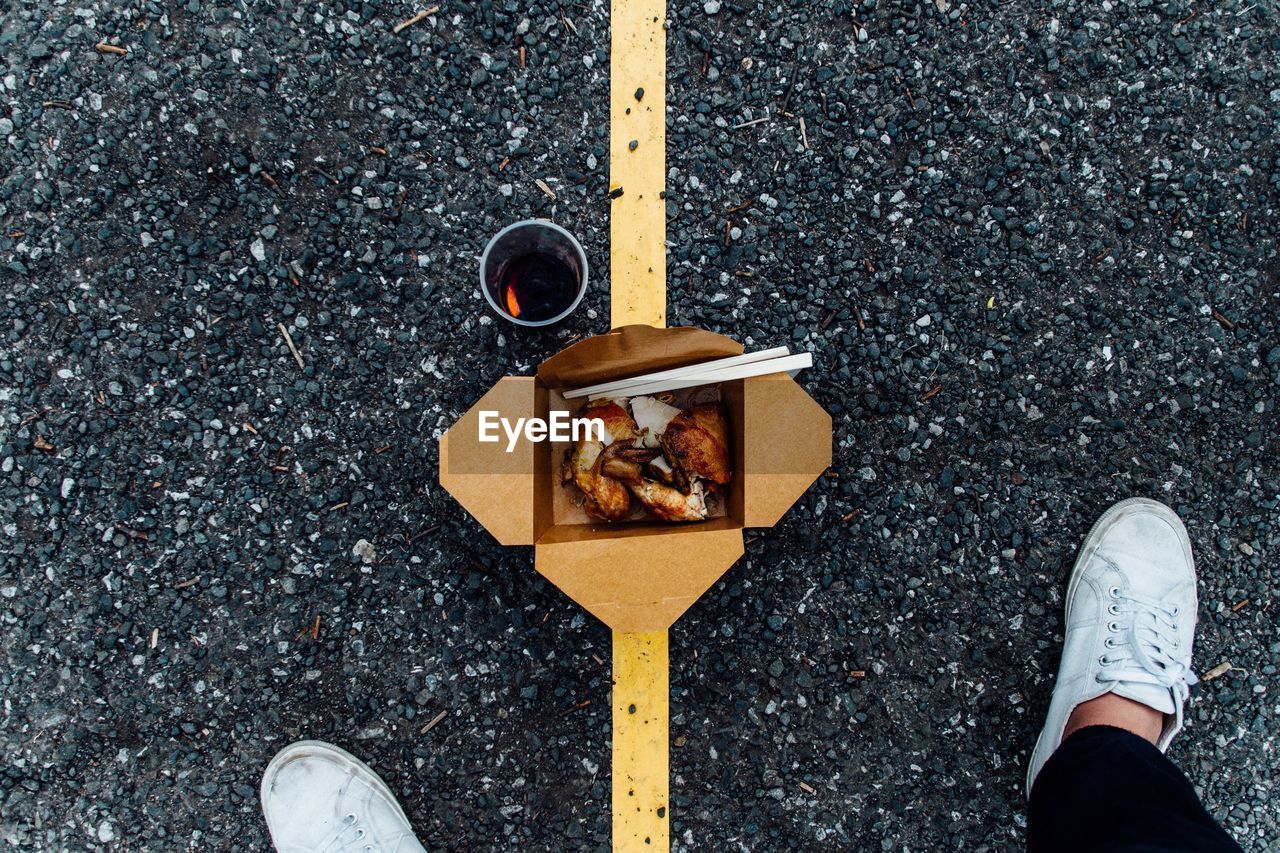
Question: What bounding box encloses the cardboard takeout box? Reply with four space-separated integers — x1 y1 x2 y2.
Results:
439 325 832 632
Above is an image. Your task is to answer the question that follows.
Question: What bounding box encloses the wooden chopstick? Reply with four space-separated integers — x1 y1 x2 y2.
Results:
564 347 790 399
587 353 813 400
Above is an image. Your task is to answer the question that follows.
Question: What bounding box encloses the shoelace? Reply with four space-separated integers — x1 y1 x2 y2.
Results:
1096 584 1198 703
318 813 375 853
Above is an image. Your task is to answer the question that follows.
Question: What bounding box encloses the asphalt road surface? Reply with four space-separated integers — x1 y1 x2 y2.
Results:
1 0 1276 849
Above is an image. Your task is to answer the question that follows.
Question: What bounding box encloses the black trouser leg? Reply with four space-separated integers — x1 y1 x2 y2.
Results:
1028 725 1242 852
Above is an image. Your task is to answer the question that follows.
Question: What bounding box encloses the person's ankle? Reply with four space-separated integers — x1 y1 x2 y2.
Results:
1064 693 1163 745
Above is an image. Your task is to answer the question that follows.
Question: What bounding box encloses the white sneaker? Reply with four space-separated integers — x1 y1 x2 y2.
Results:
260 740 427 853
1026 498 1199 797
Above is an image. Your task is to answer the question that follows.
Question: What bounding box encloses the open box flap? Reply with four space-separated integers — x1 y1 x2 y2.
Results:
534 523 744 632
537 324 742 389
439 377 539 546
741 374 832 527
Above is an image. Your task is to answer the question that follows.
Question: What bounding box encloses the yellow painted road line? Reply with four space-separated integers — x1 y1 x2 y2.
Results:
612 630 669 851
610 0 667 329
610 0 670 849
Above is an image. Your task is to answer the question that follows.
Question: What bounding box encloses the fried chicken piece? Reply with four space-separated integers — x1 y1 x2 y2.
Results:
585 399 639 445
570 400 638 521
660 403 731 488
599 443 708 521
566 398 727 523
577 455 631 520
599 444 660 482
625 478 708 522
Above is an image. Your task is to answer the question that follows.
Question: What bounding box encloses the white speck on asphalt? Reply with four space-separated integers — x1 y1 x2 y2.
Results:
352 539 376 564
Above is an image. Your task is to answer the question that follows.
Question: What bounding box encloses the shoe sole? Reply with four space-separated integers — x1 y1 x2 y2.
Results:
260 739 414 833
1024 497 1195 798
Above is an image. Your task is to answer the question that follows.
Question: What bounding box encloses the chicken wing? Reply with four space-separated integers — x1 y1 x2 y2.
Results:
587 399 638 444
599 443 660 483
599 442 708 521
660 403 731 488
625 478 708 522
569 400 638 521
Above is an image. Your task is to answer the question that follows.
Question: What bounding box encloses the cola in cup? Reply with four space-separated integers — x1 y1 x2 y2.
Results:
479 220 588 327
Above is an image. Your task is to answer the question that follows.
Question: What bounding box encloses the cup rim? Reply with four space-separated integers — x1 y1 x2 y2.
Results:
478 219 589 327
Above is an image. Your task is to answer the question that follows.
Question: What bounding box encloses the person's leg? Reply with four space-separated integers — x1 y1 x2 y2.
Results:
1029 725 1241 852
260 740 427 853
1025 498 1242 852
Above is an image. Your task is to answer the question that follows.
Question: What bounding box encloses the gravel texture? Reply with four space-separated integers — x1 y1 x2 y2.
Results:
1 0 1277 850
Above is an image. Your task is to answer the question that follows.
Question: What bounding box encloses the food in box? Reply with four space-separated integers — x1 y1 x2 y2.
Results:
439 325 831 632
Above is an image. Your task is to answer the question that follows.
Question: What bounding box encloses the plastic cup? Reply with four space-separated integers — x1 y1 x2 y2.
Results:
479 220 589 327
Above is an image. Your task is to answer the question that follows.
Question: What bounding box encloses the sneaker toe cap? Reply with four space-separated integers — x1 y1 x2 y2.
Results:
1096 509 1193 588
262 753 351 845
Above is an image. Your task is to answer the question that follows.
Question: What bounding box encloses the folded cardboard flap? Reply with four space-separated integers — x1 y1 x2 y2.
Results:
439 377 540 546
741 374 833 527
534 523 744 632
538 324 742 389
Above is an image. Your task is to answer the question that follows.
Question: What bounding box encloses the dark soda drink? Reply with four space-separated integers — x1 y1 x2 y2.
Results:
480 220 588 326
498 252 579 323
